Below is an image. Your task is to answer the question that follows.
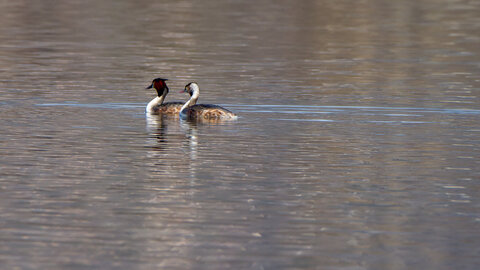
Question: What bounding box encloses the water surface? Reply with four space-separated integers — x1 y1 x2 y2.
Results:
1 0 479 269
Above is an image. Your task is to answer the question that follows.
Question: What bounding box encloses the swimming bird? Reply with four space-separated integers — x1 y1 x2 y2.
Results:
145 78 184 115
179 82 237 120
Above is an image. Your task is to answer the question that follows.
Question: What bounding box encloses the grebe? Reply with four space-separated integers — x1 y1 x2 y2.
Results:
146 78 183 115
179 82 237 120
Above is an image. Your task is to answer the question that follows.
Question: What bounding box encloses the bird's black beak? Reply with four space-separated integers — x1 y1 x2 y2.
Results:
146 84 153 89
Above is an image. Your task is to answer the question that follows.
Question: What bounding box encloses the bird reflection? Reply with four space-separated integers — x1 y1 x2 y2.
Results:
180 119 199 162
146 114 199 156
146 114 236 180
145 114 200 179
145 113 169 151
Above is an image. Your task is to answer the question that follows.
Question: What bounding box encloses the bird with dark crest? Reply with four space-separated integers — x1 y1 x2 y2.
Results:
145 78 184 115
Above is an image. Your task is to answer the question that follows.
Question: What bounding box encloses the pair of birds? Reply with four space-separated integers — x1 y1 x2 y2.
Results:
146 78 237 120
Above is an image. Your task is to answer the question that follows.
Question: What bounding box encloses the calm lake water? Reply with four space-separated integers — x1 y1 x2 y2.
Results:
1 0 479 269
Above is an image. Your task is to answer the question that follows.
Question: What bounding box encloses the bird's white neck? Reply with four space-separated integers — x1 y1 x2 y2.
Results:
146 95 165 113
180 86 200 112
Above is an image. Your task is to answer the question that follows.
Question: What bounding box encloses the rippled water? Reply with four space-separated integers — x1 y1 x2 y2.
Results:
1 0 479 269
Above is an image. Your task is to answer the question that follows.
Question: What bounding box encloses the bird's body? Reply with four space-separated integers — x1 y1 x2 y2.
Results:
147 100 184 115
180 104 236 120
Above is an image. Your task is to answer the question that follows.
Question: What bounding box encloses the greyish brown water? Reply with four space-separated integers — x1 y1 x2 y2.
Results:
0 0 479 269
